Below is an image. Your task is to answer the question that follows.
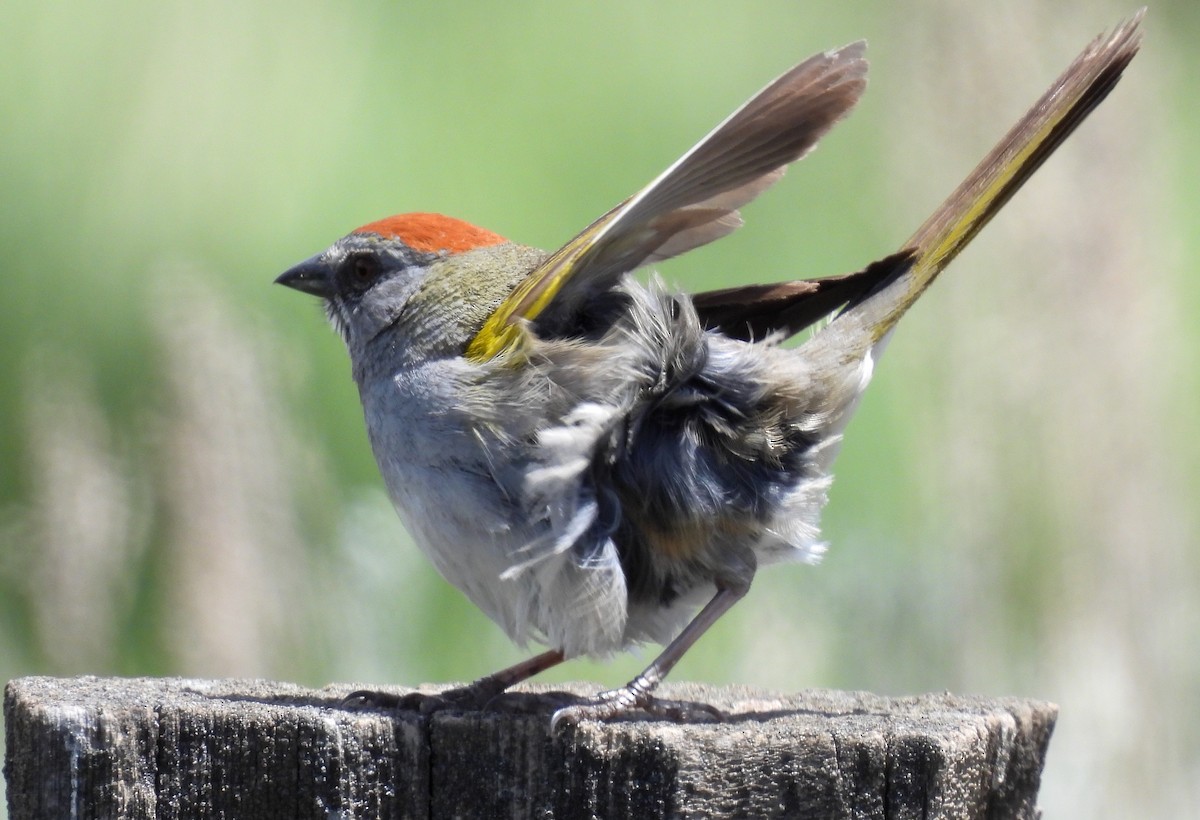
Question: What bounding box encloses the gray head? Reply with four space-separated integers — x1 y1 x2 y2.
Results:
275 212 546 368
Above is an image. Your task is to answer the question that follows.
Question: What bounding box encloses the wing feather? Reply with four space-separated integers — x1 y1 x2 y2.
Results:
467 42 868 361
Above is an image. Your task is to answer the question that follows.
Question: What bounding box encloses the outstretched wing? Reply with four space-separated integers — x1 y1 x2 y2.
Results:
466 42 869 361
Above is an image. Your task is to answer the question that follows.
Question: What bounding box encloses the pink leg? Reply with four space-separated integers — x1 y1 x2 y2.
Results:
553 581 749 727
467 648 566 700
342 648 565 712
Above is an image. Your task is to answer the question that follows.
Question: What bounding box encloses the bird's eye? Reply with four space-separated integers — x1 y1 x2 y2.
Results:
344 253 382 291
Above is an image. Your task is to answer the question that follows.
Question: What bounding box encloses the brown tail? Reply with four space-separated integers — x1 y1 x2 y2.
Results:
836 10 1144 352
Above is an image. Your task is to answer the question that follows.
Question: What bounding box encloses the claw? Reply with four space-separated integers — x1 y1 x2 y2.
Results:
550 687 727 731
340 689 409 710
340 683 498 715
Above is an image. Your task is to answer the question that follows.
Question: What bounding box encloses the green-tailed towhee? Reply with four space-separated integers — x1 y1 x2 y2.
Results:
277 13 1143 723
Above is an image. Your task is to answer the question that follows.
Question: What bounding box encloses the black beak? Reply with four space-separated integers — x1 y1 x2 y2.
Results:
275 255 334 299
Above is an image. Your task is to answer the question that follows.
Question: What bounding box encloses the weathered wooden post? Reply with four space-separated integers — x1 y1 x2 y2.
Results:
5 676 1055 818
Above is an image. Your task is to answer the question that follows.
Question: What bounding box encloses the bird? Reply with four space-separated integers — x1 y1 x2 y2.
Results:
276 12 1143 723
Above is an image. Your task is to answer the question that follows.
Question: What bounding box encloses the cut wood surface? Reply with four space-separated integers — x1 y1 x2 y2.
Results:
5 676 1056 819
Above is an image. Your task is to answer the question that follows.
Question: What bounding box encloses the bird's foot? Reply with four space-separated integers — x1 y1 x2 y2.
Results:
550 682 726 730
341 677 508 715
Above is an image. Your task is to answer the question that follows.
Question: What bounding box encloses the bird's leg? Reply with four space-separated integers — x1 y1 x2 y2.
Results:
552 577 750 728
342 648 565 713
453 648 567 702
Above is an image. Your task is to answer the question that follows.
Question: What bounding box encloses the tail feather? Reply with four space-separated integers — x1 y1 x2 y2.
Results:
832 10 1144 354
693 250 915 341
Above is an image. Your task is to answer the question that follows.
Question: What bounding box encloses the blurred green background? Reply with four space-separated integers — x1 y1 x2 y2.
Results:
2 0 1196 816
